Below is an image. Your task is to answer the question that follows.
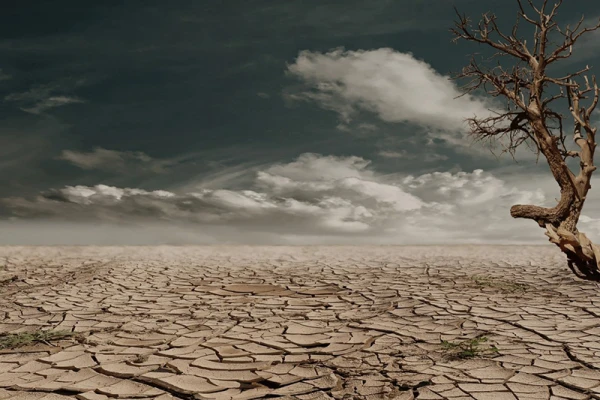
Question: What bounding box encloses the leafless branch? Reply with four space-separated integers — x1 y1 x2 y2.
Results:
548 17 600 64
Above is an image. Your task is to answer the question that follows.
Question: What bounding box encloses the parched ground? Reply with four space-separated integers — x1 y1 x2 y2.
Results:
1 246 600 400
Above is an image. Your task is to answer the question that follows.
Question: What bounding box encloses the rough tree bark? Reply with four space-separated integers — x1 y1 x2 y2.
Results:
452 0 600 280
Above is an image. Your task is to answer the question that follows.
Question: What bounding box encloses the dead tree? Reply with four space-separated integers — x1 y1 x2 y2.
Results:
452 0 600 280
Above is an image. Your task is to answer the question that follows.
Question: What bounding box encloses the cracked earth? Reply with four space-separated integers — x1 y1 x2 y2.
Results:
1 246 600 400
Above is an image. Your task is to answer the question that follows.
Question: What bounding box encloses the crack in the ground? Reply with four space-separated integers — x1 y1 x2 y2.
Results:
2 246 600 399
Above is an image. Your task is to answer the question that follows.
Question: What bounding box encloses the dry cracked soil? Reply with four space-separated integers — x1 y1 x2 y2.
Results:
1 245 600 400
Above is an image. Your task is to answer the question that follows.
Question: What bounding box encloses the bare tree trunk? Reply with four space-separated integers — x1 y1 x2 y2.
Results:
451 0 600 280
514 190 600 281
510 118 600 280
545 220 600 281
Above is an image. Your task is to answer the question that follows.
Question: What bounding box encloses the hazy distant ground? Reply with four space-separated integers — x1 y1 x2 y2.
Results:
1 245 599 399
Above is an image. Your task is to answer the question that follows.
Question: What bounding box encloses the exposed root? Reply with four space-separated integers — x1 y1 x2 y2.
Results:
545 224 600 280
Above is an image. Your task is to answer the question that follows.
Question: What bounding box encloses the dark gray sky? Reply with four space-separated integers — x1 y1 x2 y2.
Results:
1 0 600 244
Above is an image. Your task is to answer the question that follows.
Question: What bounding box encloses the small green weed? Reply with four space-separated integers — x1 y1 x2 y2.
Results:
470 276 528 293
441 335 499 360
0 330 75 349
0 275 18 286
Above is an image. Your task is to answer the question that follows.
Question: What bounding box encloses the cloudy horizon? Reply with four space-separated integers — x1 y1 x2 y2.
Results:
1 0 599 245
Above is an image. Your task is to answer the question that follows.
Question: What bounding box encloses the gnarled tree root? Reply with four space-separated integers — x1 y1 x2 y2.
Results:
545 224 600 281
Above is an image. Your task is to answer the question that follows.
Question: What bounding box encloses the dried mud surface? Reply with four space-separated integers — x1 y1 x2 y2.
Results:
1 245 600 400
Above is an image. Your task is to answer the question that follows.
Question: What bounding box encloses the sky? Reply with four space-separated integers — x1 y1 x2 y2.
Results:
1 0 600 245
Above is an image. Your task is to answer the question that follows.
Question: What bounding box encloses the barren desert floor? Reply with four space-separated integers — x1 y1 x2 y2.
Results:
1 246 600 400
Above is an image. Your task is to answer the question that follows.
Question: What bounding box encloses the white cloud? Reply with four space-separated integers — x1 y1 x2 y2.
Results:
22 96 84 114
5 82 85 114
286 48 493 131
284 48 552 163
378 149 448 162
378 150 409 159
58 147 171 173
402 169 545 207
0 152 575 245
